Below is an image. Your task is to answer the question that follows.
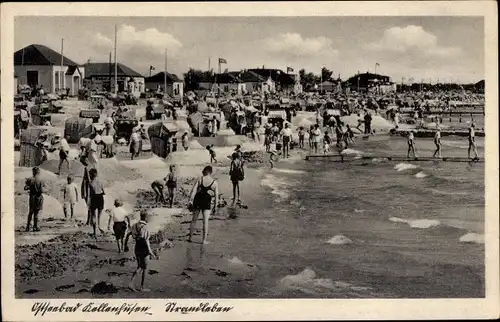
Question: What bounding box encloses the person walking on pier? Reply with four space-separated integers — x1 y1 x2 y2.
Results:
468 123 479 160
407 130 417 159
433 127 442 158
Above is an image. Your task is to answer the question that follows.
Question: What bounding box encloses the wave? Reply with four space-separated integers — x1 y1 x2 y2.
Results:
261 174 292 202
272 168 306 175
341 148 364 156
394 163 419 172
459 233 485 244
276 268 373 296
389 217 441 229
415 171 428 178
428 188 468 196
326 235 353 245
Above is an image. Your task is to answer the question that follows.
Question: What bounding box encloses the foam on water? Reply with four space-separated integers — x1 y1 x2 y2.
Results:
340 148 363 156
459 233 485 244
415 171 428 178
228 257 245 265
326 235 353 245
261 174 291 202
276 268 374 296
272 168 306 175
394 163 419 172
389 217 441 229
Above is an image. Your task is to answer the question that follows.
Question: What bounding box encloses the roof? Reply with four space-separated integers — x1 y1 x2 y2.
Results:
84 62 143 78
247 68 295 85
215 73 241 84
65 65 82 75
145 72 180 83
14 44 79 66
228 70 266 83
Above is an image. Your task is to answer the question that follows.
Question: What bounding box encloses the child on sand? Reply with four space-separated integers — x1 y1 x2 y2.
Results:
107 199 131 253
165 165 177 208
151 179 166 204
124 210 156 292
62 175 78 220
206 145 217 163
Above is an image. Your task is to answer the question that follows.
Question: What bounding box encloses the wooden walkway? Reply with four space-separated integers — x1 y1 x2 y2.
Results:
305 154 483 163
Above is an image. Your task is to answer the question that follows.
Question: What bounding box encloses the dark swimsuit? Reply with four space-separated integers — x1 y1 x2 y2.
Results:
193 179 215 210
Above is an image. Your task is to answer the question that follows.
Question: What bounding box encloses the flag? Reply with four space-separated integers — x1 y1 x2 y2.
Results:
150 66 155 71
287 67 294 73
375 62 380 67
218 58 227 64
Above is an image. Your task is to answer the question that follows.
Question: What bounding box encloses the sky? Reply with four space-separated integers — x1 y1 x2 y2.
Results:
14 16 484 83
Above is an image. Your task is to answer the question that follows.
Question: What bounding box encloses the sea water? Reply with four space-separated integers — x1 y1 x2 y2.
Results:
182 135 485 298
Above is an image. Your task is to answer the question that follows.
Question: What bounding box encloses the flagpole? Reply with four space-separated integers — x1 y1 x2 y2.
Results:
218 59 221 97
60 38 64 91
108 52 112 92
164 48 167 96
114 24 118 95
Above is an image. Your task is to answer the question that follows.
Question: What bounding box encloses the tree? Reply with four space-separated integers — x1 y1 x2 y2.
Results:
321 67 333 82
183 68 213 91
299 68 320 88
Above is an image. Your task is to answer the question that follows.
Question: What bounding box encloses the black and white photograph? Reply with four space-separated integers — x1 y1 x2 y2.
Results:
1 1 498 321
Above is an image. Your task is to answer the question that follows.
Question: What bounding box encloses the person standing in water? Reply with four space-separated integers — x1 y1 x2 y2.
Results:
280 123 292 158
166 164 178 208
468 123 479 160
229 152 245 205
188 166 219 244
125 210 156 292
433 127 442 158
298 126 305 149
407 130 417 159
323 131 331 154
312 124 321 154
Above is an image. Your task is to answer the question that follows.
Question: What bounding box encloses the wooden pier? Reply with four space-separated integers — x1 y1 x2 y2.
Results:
305 154 483 163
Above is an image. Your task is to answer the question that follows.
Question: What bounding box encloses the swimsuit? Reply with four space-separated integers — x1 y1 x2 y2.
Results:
193 179 215 210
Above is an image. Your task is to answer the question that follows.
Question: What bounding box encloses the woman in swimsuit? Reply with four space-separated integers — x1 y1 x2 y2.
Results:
188 166 219 244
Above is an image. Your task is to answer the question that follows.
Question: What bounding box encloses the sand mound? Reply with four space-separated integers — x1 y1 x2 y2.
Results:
217 129 236 136
188 140 204 150
120 155 168 170
97 157 141 185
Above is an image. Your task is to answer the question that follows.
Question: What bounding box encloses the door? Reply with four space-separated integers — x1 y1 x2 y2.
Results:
73 76 80 96
26 71 38 87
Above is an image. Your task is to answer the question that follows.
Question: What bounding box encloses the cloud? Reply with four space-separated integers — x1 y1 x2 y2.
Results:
367 25 462 58
91 24 183 58
264 33 339 58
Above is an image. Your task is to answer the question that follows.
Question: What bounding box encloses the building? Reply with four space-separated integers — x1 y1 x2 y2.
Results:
247 68 296 93
228 70 267 94
83 62 145 96
199 73 244 95
317 79 342 94
14 44 85 95
145 72 184 98
344 72 395 93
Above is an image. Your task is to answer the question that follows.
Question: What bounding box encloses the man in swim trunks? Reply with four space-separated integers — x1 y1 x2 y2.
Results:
468 123 479 160
125 210 156 292
24 167 47 232
107 199 130 253
89 168 105 239
312 124 321 154
280 123 292 158
433 127 442 158
407 130 417 159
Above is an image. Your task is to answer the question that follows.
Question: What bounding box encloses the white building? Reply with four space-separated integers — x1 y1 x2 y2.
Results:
83 62 145 97
14 44 85 95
